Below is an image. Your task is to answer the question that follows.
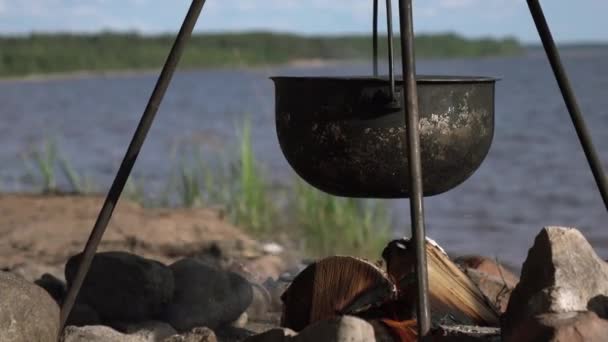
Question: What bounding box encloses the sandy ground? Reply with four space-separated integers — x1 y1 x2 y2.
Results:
0 193 285 281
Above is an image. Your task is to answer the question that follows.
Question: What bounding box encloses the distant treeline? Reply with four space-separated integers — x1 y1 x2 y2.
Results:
0 32 522 77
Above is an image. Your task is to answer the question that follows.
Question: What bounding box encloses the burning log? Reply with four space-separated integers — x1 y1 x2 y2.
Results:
280 256 395 332
382 238 500 326
280 238 499 339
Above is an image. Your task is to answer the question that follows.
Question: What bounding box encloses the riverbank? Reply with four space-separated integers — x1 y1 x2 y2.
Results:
0 31 523 79
3 192 607 341
0 193 300 282
0 58 353 83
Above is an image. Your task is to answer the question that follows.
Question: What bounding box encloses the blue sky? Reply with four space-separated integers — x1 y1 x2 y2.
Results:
0 0 606 43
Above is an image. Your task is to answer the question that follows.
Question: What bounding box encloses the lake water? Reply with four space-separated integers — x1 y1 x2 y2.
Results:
1 48 607 270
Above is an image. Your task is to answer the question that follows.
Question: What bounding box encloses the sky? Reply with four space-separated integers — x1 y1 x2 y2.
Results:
0 0 606 43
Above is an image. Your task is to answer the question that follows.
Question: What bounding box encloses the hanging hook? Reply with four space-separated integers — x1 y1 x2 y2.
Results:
373 0 399 108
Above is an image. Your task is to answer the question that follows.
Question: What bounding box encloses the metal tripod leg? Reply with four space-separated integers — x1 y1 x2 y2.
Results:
397 0 431 338
373 0 379 76
59 0 206 331
527 0 608 210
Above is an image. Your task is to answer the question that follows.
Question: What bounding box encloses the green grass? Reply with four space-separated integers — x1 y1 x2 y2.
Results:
30 140 57 192
21 124 392 259
231 121 275 234
176 161 204 208
294 179 391 258
23 139 97 194
124 175 148 206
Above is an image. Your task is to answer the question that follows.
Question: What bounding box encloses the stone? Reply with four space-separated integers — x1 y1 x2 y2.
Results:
165 258 253 332
62 322 178 342
34 273 66 304
232 312 249 328
246 282 273 321
465 268 512 313
64 302 101 327
65 251 174 322
262 242 284 255
502 227 608 338
244 320 395 342
163 327 217 342
0 271 60 342
454 255 519 289
244 319 400 342
294 316 377 342
242 255 286 283
61 325 128 342
215 326 257 341
243 328 297 342
503 311 608 342
124 321 178 341
263 277 289 312
5 263 64 283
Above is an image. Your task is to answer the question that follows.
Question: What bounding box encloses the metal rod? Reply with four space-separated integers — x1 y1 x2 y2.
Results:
397 0 431 338
373 0 379 76
527 0 608 210
386 0 396 100
59 0 206 330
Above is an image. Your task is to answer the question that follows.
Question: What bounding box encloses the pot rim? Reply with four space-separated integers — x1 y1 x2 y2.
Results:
270 75 499 83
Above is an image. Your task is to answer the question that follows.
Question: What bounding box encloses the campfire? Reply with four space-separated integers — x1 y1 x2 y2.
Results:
280 237 500 341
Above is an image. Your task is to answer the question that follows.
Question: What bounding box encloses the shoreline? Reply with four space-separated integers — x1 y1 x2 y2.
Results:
0 58 351 83
0 52 523 83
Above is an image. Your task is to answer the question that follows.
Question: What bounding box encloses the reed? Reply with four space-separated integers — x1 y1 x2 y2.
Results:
21 123 393 259
23 139 99 194
124 175 148 206
231 120 275 234
294 179 392 259
177 161 204 208
168 119 277 234
31 139 58 193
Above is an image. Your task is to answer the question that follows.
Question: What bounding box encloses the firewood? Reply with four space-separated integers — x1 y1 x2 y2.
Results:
280 238 499 337
280 256 395 331
383 238 500 326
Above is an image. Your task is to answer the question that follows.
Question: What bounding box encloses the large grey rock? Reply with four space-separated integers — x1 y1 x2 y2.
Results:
62 322 177 342
0 271 60 342
5 263 64 283
504 311 608 342
65 251 174 322
165 258 253 331
502 226 608 338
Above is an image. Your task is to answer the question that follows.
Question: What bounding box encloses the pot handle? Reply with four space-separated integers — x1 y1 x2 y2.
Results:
373 0 400 108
